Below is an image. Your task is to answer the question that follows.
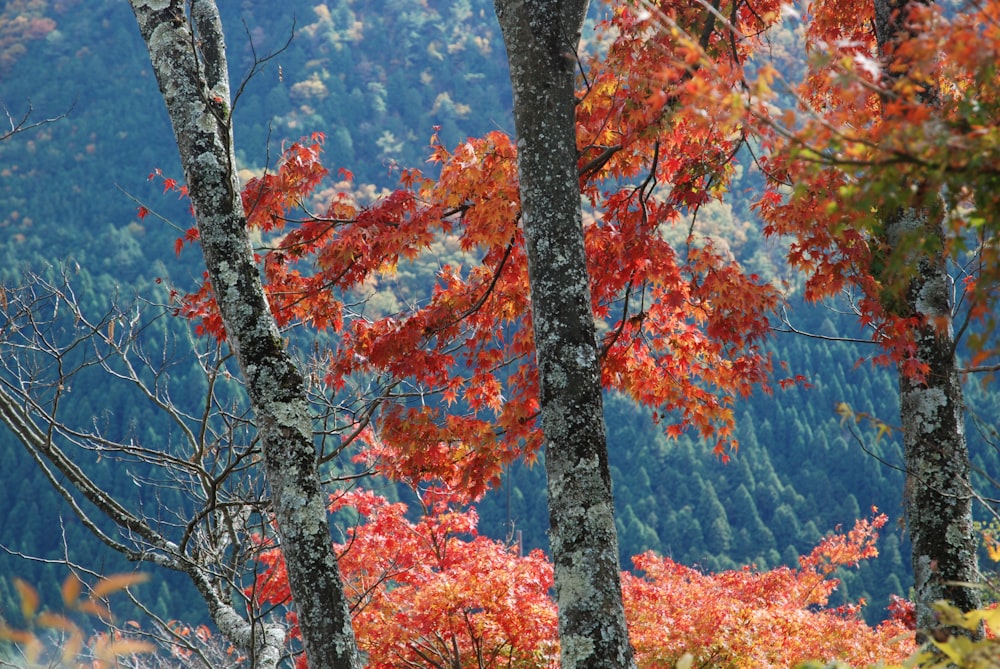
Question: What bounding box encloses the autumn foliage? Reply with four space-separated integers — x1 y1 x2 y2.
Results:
250 496 911 669
253 488 557 669
0 0 58 74
161 0 816 500
623 513 913 668
752 0 1000 368
144 0 1000 665
170 114 780 499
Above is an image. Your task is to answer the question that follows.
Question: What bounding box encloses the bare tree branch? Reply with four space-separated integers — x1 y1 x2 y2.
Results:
0 99 70 142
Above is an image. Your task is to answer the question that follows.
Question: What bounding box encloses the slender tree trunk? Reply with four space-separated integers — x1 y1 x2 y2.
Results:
493 2 635 667
874 0 980 631
127 2 362 667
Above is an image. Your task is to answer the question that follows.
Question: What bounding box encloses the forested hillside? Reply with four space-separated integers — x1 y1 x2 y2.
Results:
0 0 997 637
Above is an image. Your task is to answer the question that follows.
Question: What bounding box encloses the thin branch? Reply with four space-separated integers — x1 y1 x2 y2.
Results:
0 100 70 142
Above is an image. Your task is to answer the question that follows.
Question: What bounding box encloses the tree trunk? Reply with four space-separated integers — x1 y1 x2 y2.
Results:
126 2 362 667
873 0 981 631
493 2 635 667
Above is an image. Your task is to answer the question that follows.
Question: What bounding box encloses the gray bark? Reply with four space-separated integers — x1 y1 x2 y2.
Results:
493 1 636 667
873 0 981 631
126 2 362 667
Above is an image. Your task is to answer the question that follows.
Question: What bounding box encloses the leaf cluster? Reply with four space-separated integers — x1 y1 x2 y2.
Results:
755 0 1000 369
251 497 911 669
0 573 153 669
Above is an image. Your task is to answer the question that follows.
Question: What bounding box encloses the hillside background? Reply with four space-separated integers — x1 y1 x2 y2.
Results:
1 0 998 629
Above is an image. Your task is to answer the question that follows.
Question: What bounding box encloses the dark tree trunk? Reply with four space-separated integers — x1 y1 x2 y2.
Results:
493 1 636 667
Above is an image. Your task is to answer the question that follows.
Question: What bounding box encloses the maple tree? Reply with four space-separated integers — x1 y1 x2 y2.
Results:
130 0 804 665
166 0 793 661
171 6 790 495
250 494 913 669
253 488 559 669
161 2 797 663
750 0 1000 627
623 512 915 668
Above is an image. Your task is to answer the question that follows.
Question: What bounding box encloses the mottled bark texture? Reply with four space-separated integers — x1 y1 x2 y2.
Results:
873 0 981 632
127 2 362 668
493 1 636 667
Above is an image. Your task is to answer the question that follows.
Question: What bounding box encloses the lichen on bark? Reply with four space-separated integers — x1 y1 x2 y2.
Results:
872 0 981 633
126 2 362 667
494 0 636 666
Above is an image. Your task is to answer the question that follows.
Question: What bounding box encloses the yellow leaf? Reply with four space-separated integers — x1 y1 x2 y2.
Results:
963 606 1000 636
984 534 1000 563
933 600 975 630
675 653 694 669
835 402 853 426
931 633 975 663
62 572 83 607
13 578 39 620
91 572 148 599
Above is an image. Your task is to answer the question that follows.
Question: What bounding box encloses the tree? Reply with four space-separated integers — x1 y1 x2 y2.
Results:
0 271 289 669
126 2 361 668
2 0 808 665
753 0 1000 629
871 0 981 629
492 0 633 665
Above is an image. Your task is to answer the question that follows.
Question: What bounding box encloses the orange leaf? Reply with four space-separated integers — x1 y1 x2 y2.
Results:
13 578 39 620
95 639 156 660
75 599 112 619
37 611 77 631
91 572 148 599
0 625 35 644
61 572 82 607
